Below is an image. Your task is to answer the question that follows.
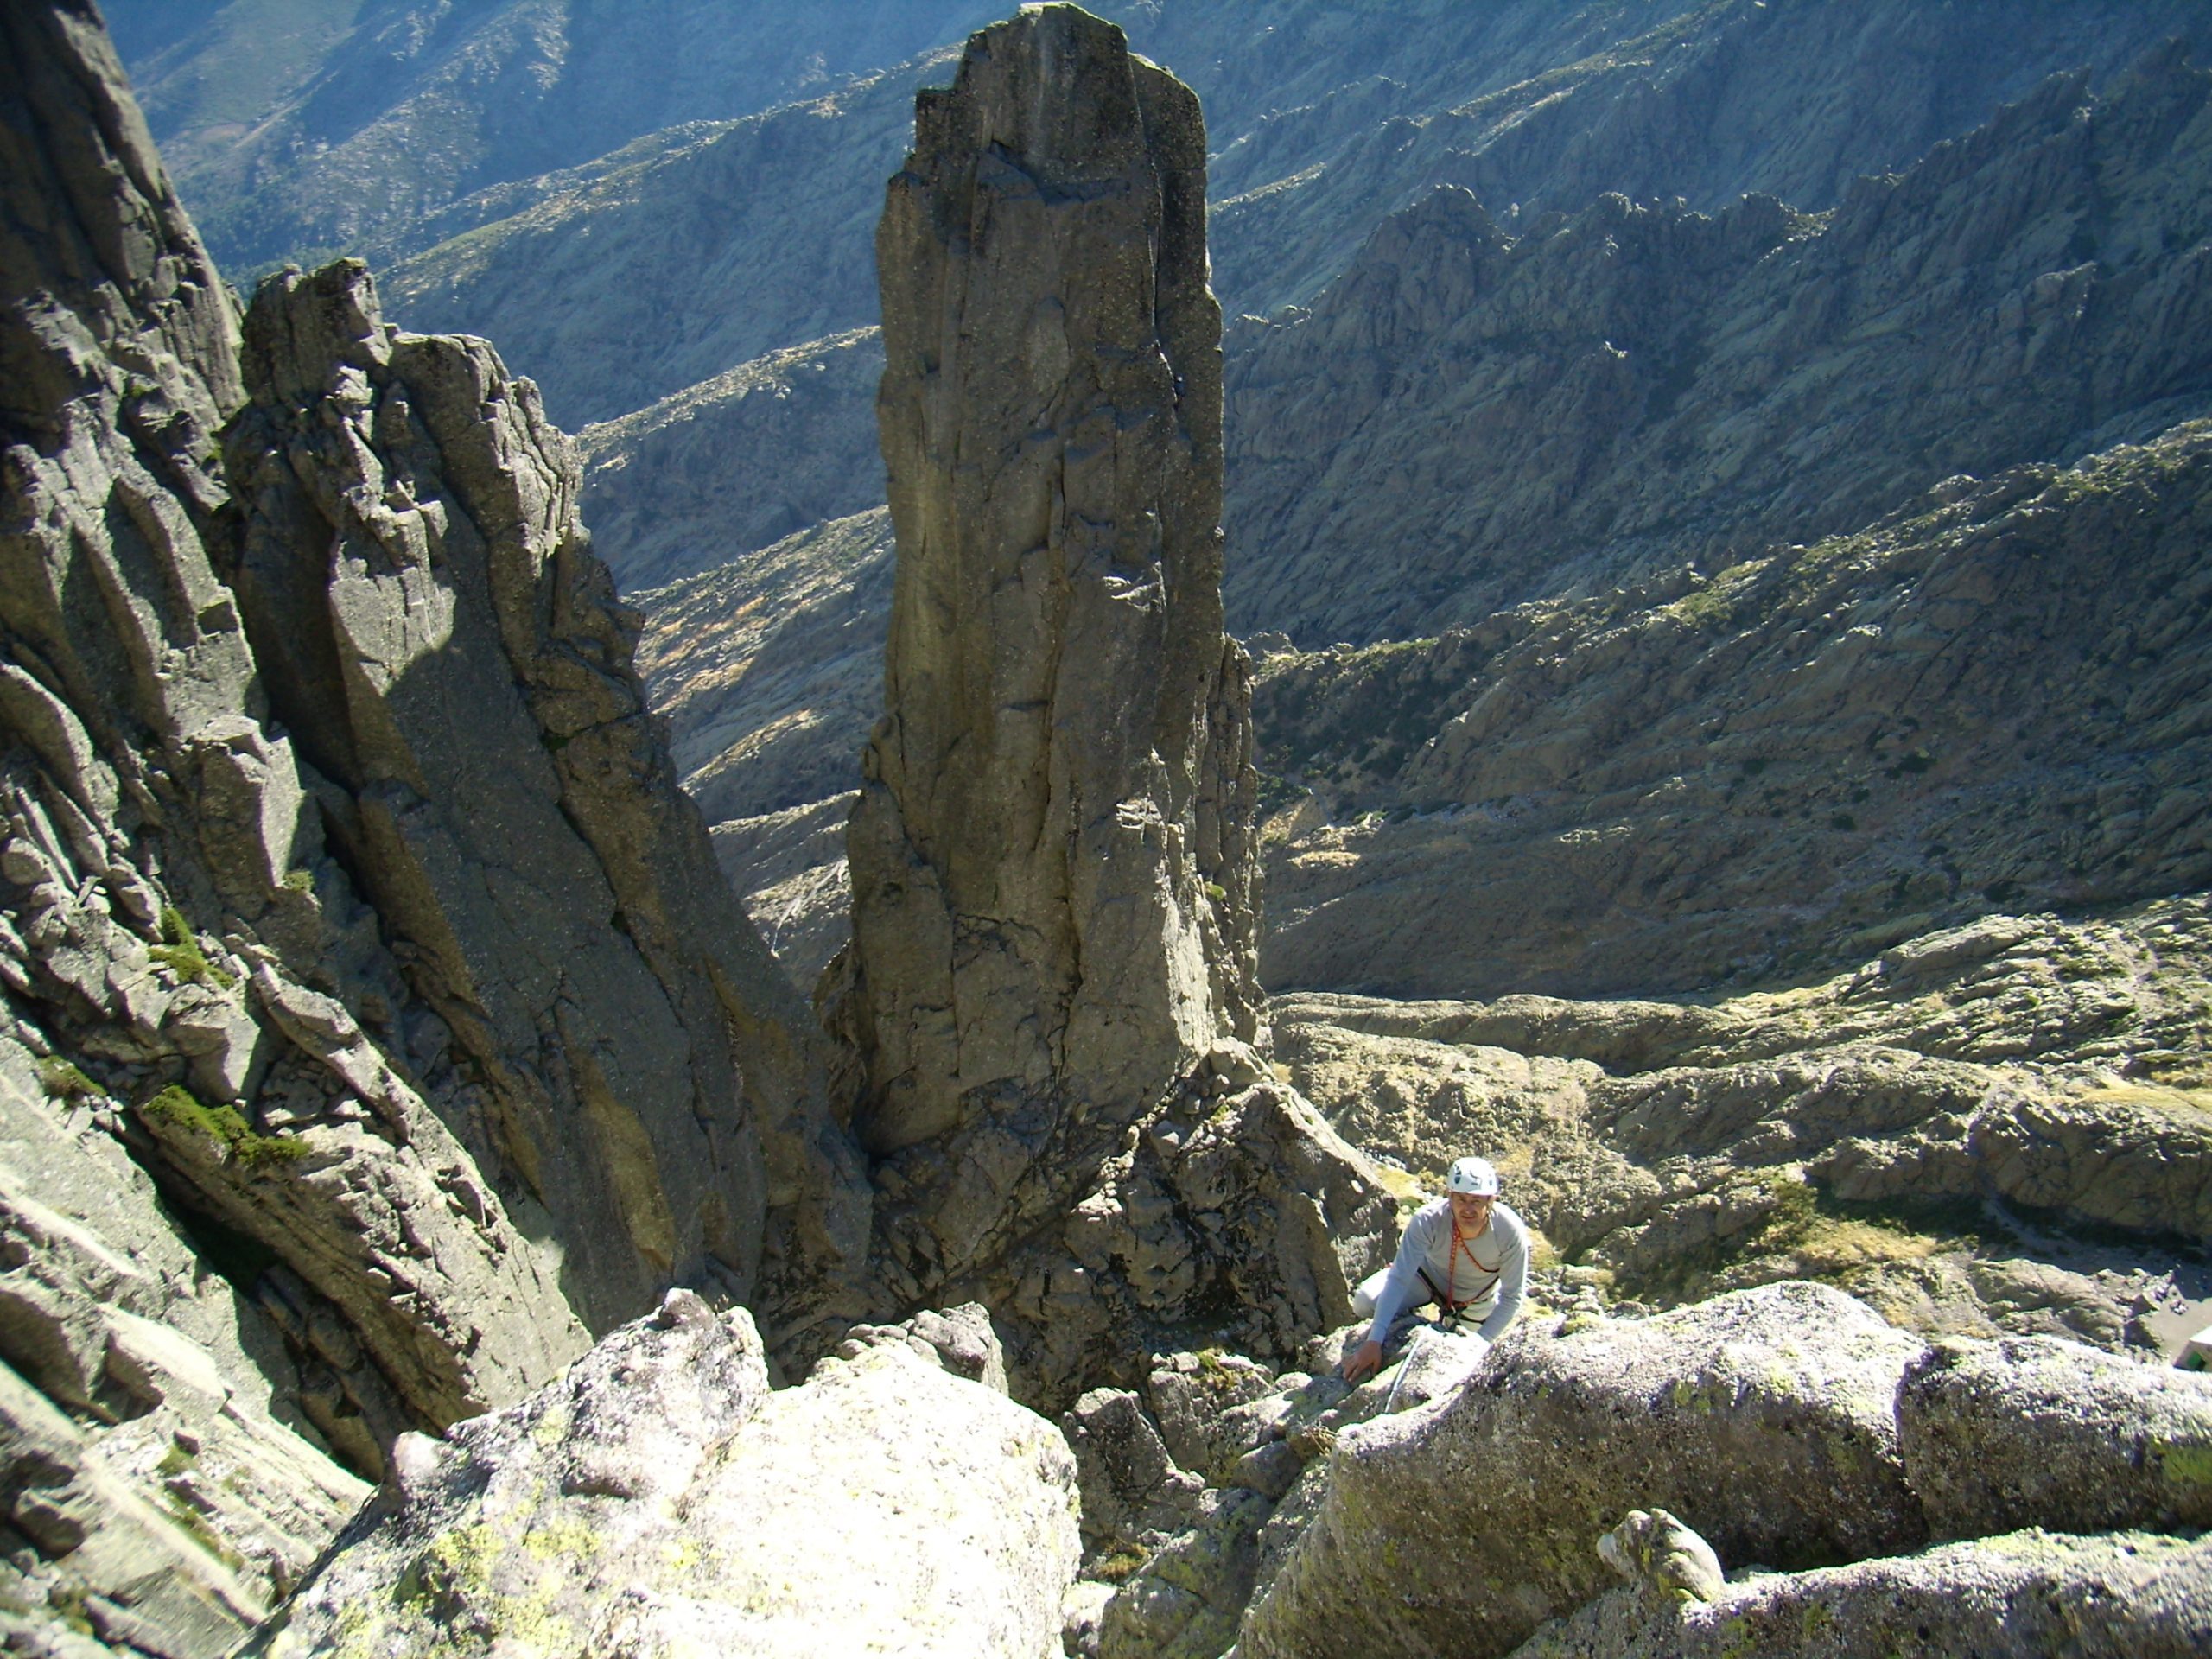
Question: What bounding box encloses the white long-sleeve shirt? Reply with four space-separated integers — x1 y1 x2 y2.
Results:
1364 1198 1529 1347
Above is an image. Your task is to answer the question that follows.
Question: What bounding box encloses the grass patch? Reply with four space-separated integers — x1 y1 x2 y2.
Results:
163 1492 246 1573
1090 1535 1154 1585
47 1585 94 1637
2071 1083 2212 1121
36 1057 101 1101
1369 1163 1429 1205
141 1085 308 1171
1614 1176 1995 1306
149 906 237 991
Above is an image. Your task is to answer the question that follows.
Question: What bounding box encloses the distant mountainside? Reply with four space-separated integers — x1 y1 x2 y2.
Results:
1224 46 2212 639
645 424 2212 1003
105 0 1006 276
358 0 2209 433
114 1 2212 1014
1255 422 2212 998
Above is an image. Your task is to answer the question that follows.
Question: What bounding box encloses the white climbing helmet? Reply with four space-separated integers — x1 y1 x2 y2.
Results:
1446 1155 1501 1197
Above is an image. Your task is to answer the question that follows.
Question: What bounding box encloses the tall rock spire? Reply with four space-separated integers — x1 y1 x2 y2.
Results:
842 4 1383 1394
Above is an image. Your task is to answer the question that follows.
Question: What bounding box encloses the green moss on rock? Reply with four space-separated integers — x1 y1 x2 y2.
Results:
148 905 238 990
142 1084 308 1170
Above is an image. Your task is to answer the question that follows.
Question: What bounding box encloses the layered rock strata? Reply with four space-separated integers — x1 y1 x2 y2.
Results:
0 9 875 1650
1279 894 2212 1352
838 4 1389 1400
0 7 552 1649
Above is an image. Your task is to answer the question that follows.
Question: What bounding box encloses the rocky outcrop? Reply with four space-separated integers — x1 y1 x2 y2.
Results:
836 4 1388 1400
1900 1336 2212 1538
0 1053 369 1658
1240 1283 2212 1659
1059 1282 2212 1659
1258 423 2212 999
1243 1284 1929 1658
0 8 506 1650
0 10 885 1651
1279 894 2212 1351
595 16 2212 1020
1510 1529 2212 1659
252 1289 1082 1659
1225 46 2212 641
219 259 869 1349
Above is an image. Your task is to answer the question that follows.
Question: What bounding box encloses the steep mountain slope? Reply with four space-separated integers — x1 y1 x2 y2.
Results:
1255 423 2212 999
633 507 894 827
0 9 874 1648
1224 47 2212 640
382 60 938 425
576 328 885 589
1200 0 2210 314
116 0 1007 276
359 0 2206 439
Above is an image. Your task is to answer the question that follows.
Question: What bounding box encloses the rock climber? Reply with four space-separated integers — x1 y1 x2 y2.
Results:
1340 1154 1529 1385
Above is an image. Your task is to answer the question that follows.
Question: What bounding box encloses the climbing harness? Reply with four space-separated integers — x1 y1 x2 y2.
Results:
1440 1214 1503 1315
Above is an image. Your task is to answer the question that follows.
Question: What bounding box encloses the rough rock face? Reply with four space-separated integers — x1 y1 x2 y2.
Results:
0 1057 368 1658
837 4 1387 1395
1065 1289 2212 1659
850 3 1260 1185
254 1290 1082 1659
1224 47 2212 642
1509 1530 2212 1659
1280 894 2212 1351
1239 1284 2212 1659
1241 1284 1929 1659
646 412 2212 1020
1899 1336 2212 1538
0 10 885 1652
0 8 514 1650
1258 423 2212 1000
220 260 868 1346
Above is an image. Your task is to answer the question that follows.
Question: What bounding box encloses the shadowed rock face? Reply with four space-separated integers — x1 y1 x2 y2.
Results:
219 261 870 1345
0 9 571 1650
844 4 1263 1298
831 8 1392 1406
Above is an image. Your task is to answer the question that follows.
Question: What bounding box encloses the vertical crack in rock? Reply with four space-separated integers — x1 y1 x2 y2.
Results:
839 4 1389 1403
